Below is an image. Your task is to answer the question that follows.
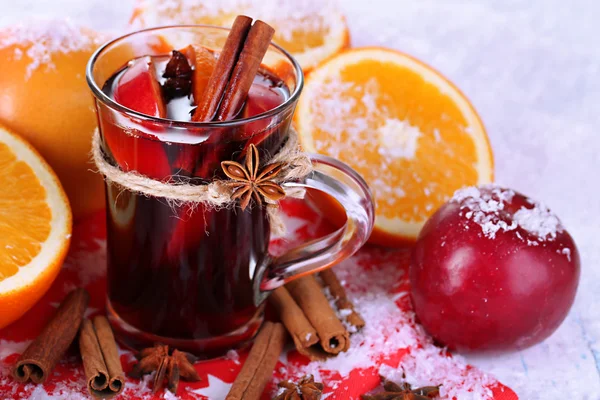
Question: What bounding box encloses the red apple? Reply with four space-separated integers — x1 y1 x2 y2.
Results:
410 184 580 352
114 56 166 118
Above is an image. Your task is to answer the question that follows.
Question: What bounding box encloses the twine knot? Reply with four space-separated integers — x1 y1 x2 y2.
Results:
91 127 312 235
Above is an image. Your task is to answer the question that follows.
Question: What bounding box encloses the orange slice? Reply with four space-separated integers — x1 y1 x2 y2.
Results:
0 125 72 329
129 0 349 73
296 48 494 246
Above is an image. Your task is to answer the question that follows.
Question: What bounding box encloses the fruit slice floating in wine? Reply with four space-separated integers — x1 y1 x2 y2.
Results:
114 56 166 118
191 45 217 103
106 56 171 178
242 77 288 148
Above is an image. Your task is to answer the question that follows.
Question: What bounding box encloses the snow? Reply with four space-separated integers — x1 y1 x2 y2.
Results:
453 185 517 239
453 184 564 242
377 119 422 160
190 374 233 399
62 238 107 286
226 350 240 365
513 201 563 241
0 340 30 361
277 250 496 399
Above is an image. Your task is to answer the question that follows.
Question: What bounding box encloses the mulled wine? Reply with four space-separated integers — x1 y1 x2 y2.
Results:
88 23 374 358
100 48 289 355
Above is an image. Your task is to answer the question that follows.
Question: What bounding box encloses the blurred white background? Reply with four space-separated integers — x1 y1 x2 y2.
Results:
1 0 599 398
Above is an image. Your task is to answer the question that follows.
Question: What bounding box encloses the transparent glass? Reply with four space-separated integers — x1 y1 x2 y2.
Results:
87 26 375 357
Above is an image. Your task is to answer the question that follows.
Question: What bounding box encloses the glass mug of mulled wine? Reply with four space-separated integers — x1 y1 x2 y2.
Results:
87 25 374 357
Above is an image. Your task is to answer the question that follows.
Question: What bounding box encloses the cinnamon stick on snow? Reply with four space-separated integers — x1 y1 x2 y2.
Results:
192 15 274 122
79 316 125 399
319 268 365 330
286 275 350 355
269 287 325 360
225 322 287 400
13 288 89 383
192 15 251 121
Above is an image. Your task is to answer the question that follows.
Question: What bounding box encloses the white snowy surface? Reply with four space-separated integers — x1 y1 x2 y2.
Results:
1 0 599 398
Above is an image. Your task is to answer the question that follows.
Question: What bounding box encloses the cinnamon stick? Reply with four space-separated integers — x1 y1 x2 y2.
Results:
192 16 274 122
319 269 365 330
215 20 275 121
79 316 125 399
13 288 89 383
286 276 350 355
225 322 286 400
269 287 325 360
192 15 252 121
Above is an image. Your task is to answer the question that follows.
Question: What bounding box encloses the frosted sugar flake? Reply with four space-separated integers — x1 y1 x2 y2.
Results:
132 0 341 43
452 184 564 242
0 18 102 78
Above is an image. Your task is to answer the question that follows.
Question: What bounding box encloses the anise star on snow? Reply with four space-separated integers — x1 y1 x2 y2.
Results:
361 375 440 400
221 143 286 210
129 344 201 393
273 375 324 400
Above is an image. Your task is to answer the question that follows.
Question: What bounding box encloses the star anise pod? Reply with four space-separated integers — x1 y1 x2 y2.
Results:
129 344 201 393
221 143 286 210
361 375 440 400
162 50 193 100
273 375 324 400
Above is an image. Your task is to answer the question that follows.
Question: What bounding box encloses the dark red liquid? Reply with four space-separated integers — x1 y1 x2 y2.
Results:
99 53 290 356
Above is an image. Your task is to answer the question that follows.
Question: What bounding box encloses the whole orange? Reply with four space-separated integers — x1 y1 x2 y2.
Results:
0 20 106 218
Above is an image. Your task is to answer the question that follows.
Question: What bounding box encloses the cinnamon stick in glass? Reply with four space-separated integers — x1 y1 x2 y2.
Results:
192 15 275 122
192 15 252 122
215 20 275 121
79 316 125 399
286 275 350 355
225 322 287 400
13 288 89 383
319 268 365 330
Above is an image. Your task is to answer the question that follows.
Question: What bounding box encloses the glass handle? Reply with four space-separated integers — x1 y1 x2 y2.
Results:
253 154 375 304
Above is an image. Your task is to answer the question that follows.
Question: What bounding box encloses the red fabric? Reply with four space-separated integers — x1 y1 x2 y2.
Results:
0 202 518 400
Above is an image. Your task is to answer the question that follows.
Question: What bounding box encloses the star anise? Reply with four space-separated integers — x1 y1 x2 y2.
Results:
221 143 286 210
273 375 324 400
129 344 201 393
162 50 193 100
361 375 440 400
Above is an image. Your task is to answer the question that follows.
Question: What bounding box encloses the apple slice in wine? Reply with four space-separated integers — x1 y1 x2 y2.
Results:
108 56 171 179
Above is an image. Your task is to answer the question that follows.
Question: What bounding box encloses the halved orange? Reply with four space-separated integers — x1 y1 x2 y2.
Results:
296 48 494 246
129 0 350 73
0 125 72 329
